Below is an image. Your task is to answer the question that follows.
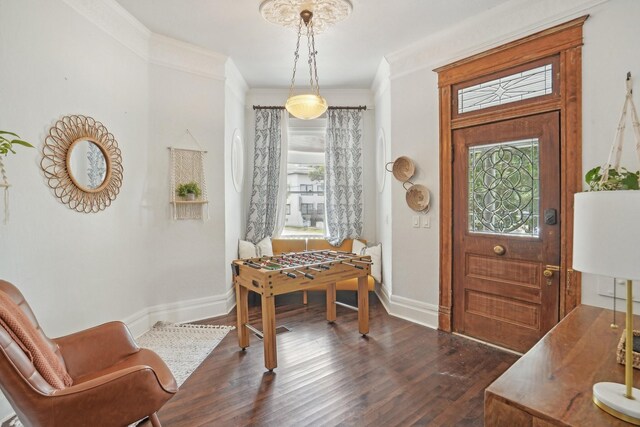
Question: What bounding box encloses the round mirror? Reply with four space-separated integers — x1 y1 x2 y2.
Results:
68 139 109 191
42 115 123 213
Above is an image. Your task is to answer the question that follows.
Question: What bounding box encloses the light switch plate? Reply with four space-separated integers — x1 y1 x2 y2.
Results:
412 216 420 228
422 216 431 228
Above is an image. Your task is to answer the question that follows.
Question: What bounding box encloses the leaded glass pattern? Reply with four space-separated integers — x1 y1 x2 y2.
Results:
468 139 540 237
458 64 553 114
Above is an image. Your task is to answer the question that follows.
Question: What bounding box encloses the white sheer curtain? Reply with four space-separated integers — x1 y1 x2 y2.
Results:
274 113 289 237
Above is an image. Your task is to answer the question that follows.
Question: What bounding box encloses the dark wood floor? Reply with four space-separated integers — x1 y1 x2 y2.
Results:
147 292 518 427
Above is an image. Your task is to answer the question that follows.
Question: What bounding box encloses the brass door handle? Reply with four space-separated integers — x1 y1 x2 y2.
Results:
543 265 561 285
493 245 506 256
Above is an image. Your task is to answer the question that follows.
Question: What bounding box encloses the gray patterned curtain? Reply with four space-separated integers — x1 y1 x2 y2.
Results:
245 109 283 243
325 109 363 246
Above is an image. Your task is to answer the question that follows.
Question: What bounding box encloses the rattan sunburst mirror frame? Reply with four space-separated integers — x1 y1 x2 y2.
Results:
41 115 123 213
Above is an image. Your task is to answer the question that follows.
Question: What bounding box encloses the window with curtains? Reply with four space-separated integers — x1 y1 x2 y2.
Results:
282 118 326 237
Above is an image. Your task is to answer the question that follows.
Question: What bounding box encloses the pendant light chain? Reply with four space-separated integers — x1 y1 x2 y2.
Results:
284 9 328 120
288 16 304 99
309 19 321 96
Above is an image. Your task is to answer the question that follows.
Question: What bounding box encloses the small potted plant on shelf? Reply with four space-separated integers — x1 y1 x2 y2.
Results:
177 181 201 201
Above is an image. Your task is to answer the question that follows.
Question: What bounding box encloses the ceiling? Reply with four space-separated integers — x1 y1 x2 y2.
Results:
115 0 511 89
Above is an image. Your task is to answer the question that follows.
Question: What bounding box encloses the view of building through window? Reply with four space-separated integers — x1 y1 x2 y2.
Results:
283 117 327 237
283 163 325 236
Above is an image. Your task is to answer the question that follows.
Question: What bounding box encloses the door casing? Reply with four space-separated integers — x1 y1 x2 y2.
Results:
435 16 586 332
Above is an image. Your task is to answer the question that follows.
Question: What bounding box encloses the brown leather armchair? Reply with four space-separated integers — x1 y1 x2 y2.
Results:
0 280 177 427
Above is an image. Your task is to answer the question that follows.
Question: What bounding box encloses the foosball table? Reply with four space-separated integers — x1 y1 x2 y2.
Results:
232 250 372 371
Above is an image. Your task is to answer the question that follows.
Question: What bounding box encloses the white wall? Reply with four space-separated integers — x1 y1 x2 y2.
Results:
245 89 378 243
224 60 248 294
0 0 241 419
374 0 640 328
579 0 640 311
372 60 394 302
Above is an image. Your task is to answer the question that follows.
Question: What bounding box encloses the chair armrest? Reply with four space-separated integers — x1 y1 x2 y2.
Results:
48 365 176 426
53 321 140 379
52 364 172 396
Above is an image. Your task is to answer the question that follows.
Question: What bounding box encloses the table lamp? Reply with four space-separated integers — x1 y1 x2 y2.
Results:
573 190 640 424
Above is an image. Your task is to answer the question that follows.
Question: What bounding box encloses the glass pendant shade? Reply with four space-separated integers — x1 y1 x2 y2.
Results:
285 94 328 120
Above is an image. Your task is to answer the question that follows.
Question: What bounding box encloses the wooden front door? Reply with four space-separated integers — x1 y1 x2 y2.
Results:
452 112 560 353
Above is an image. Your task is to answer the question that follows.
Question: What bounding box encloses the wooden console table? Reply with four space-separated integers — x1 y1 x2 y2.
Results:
485 305 640 426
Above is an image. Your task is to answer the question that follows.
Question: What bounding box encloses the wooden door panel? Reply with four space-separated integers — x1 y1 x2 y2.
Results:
465 291 540 329
453 112 560 353
466 255 541 289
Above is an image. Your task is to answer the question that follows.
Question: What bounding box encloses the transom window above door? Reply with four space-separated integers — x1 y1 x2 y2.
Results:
453 57 559 117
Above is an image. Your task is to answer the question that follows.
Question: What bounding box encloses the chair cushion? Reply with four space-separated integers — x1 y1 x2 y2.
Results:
0 282 72 390
271 238 306 254
307 239 355 252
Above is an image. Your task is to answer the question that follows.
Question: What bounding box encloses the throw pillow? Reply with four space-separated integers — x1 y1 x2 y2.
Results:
238 239 257 259
256 236 274 257
352 239 366 255
238 236 274 259
352 239 382 283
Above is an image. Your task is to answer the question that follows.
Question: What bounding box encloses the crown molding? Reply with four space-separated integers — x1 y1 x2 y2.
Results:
149 33 227 80
62 0 228 80
386 0 609 81
62 0 150 60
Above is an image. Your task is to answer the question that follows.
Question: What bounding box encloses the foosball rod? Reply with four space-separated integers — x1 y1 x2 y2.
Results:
256 254 366 274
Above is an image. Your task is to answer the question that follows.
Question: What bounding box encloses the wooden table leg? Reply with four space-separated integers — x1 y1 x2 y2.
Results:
235 283 249 349
358 276 369 335
261 294 277 371
326 282 336 323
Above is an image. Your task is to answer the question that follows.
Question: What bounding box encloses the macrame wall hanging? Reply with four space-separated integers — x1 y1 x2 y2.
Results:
169 130 208 220
0 157 10 224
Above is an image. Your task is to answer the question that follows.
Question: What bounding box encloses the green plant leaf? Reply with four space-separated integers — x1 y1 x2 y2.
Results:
11 139 34 148
622 173 640 190
0 131 20 137
585 166 601 184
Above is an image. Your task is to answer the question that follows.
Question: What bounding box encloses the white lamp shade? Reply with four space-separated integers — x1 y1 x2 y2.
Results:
285 94 328 120
573 190 640 280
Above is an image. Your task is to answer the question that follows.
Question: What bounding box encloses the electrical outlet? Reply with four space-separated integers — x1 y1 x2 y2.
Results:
422 216 431 228
412 216 420 228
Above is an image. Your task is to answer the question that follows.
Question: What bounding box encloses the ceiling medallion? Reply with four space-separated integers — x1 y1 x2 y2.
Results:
259 0 353 33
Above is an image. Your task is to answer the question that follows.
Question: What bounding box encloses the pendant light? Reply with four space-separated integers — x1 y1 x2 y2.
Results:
285 10 328 120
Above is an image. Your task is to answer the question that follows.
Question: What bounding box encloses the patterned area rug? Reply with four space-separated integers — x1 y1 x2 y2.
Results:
4 322 234 427
136 322 234 386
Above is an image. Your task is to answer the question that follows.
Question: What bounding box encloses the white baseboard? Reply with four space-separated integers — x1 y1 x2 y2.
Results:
375 283 438 329
123 287 236 338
